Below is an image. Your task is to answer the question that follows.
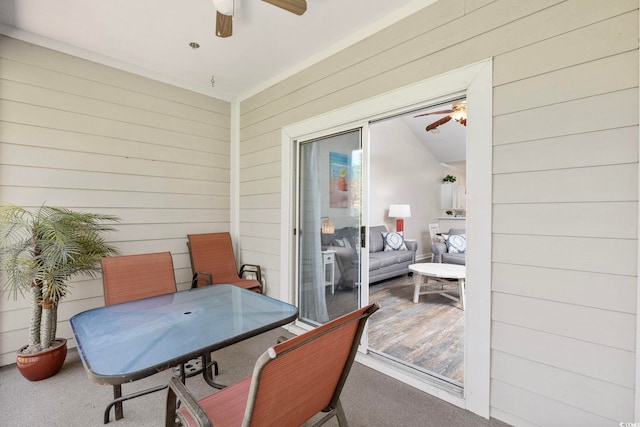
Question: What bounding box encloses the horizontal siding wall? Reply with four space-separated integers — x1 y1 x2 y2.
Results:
239 0 639 425
491 0 639 423
0 36 231 366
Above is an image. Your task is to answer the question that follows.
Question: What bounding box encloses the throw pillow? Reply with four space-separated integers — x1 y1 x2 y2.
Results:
444 234 466 254
333 237 352 248
382 231 407 251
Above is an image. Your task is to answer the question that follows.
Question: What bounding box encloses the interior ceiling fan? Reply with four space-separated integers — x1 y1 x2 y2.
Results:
212 0 307 38
414 101 467 133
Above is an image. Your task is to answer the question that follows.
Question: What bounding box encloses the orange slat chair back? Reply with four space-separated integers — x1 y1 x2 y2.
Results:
168 303 380 427
187 232 262 293
102 252 177 306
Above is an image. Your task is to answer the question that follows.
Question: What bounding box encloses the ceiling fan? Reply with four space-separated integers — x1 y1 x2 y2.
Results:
414 101 467 133
212 0 307 38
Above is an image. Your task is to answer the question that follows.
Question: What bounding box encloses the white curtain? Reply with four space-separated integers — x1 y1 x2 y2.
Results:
299 141 329 323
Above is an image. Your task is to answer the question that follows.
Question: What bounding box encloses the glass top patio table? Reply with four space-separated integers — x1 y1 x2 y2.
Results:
70 284 298 386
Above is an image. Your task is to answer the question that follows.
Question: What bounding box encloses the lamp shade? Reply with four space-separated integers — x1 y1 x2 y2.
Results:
321 217 335 234
389 204 411 218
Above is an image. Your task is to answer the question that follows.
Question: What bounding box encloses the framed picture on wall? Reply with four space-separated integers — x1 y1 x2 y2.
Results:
330 152 350 208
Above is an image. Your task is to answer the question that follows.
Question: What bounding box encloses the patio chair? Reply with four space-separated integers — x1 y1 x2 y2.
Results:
165 302 380 427
187 232 263 293
102 251 177 305
101 252 221 422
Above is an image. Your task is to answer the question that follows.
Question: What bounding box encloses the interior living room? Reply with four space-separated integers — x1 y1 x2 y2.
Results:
316 101 468 387
0 1 638 426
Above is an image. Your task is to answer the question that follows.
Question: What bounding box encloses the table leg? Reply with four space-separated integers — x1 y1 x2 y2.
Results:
113 385 123 421
459 278 466 310
413 273 422 303
330 261 335 294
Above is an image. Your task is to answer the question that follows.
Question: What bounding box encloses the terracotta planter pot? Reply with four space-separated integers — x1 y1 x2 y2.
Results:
16 338 67 381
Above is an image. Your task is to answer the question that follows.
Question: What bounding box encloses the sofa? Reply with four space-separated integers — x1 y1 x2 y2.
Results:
432 228 466 265
323 225 417 288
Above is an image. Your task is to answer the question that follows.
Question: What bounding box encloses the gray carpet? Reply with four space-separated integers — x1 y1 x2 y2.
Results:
0 327 510 427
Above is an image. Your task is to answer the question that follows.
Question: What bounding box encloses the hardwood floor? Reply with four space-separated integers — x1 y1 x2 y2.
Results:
325 274 464 385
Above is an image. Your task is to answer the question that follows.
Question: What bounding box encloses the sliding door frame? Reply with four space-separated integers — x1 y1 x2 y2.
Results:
280 59 493 417
293 127 366 329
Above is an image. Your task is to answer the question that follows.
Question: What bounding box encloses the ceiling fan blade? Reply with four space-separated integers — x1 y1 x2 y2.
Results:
216 11 233 38
426 116 452 132
262 0 307 15
414 109 454 118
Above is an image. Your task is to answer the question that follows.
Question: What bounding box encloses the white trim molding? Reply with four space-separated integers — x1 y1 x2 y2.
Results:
280 59 493 418
635 13 640 418
230 100 241 246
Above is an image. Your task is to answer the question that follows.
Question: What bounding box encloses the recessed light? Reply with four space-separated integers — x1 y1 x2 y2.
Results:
189 42 200 49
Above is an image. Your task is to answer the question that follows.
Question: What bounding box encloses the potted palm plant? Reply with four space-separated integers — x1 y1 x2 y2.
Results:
0 205 119 381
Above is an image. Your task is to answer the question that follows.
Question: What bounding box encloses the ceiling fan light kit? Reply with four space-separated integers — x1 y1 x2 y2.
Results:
212 0 234 37
212 0 234 16
211 0 307 38
451 109 466 124
414 101 467 133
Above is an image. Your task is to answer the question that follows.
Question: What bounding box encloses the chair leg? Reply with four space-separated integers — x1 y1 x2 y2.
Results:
201 353 225 389
165 384 178 427
335 400 349 427
311 400 348 427
105 383 167 424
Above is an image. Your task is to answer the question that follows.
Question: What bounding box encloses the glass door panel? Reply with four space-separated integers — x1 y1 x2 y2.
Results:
297 129 362 325
366 103 466 388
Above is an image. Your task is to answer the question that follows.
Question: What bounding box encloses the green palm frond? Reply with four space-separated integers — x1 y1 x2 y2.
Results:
0 205 120 304
1 204 120 350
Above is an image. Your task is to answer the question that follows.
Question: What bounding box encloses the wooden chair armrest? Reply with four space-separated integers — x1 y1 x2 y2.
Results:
191 272 212 289
166 377 212 427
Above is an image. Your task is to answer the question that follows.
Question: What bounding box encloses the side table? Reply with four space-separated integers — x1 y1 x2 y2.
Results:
322 250 336 294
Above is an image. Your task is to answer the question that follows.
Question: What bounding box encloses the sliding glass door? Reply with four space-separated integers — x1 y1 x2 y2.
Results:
296 129 362 326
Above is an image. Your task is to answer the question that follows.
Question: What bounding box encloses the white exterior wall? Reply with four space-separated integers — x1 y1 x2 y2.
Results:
0 36 232 366
238 0 639 425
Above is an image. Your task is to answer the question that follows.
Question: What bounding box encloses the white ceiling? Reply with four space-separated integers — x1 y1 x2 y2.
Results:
0 0 465 161
0 0 434 100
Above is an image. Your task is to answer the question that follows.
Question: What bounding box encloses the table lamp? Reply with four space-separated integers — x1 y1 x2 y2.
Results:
388 204 411 233
321 217 335 234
